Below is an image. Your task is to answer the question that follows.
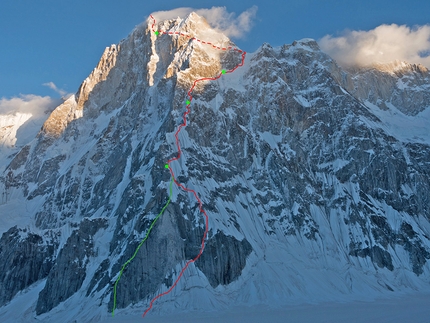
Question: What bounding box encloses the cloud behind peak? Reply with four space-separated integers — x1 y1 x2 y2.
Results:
152 6 258 39
319 24 430 68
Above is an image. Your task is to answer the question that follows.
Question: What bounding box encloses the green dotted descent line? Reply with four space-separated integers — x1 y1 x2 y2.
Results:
112 174 173 316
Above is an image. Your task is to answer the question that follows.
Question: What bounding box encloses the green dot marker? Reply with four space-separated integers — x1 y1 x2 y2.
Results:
165 164 169 169
222 70 226 74
155 31 159 36
186 100 191 105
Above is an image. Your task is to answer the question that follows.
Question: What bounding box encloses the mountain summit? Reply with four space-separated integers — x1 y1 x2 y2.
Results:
0 12 430 322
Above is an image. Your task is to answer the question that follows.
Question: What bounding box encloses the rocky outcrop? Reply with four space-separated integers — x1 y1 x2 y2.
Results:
196 231 252 288
344 60 430 115
36 218 107 315
0 226 57 306
41 95 79 137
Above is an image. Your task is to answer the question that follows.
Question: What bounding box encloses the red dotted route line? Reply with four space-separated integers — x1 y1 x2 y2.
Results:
142 15 246 318
149 14 245 53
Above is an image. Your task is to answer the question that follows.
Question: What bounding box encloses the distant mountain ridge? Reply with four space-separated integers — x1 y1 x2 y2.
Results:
344 59 430 116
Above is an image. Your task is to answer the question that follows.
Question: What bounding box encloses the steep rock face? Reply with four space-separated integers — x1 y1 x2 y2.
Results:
36 218 107 314
196 231 252 288
0 226 57 306
344 60 430 115
76 45 120 112
41 95 79 137
41 44 120 138
0 13 429 322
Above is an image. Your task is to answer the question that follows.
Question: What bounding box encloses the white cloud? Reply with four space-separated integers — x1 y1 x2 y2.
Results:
42 81 69 98
0 94 60 119
152 6 258 39
151 7 195 21
319 24 430 68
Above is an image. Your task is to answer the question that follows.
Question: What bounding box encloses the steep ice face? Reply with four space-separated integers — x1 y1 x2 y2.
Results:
0 12 430 323
0 113 33 176
0 113 32 147
0 104 54 174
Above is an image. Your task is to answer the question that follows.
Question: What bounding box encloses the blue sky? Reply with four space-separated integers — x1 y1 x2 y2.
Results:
1 0 429 100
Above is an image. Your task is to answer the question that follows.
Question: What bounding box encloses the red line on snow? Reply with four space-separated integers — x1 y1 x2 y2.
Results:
141 15 246 318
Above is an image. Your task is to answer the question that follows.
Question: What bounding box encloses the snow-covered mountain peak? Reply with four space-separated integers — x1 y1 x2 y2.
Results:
370 59 429 75
150 11 231 49
344 59 429 79
1 12 430 323
0 113 32 148
342 58 430 116
39 43 119 138
144 12 241 90
35 11 239 141
292 38 320 51
181 11 211 28
255 38 323 58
